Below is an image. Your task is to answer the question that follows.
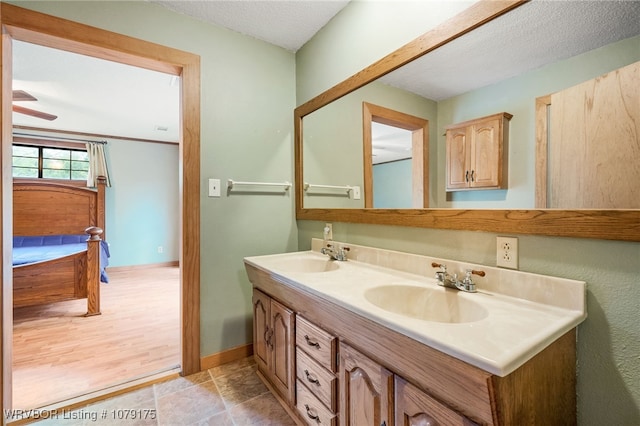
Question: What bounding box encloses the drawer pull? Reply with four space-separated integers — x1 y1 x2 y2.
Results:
304 404 320 423
304 335 321 349
304 369 321 386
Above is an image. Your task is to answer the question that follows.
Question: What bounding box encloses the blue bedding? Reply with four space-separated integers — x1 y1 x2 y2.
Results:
13 234 110 283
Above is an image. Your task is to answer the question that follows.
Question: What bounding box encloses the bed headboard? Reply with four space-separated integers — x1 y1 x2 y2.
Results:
13 177 106 237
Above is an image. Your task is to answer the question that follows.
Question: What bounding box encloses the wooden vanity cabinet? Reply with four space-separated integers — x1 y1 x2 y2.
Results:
445 112 512 191
247 264 578 426
340 343 394 426
395 376 477 426
252 288 295 404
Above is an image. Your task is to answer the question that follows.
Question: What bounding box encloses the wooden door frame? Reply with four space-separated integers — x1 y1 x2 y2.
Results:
1 3 201 410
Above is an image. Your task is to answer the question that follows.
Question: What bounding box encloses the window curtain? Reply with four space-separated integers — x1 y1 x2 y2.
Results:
86 142 112 187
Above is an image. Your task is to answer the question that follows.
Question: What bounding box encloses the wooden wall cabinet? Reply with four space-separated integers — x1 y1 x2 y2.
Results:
445 112 512 191
252 288 295 403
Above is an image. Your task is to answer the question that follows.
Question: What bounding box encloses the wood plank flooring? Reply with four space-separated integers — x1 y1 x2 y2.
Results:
12 265 180 409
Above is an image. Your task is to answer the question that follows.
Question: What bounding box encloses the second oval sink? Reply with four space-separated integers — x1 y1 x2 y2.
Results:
364 284 488 323
271 257 340 273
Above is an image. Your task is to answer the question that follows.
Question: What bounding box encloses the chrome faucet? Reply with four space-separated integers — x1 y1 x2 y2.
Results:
431 262 484 293
321 243 350 261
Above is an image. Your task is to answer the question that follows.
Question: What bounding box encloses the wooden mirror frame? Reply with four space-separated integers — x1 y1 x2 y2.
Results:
294 0 640 242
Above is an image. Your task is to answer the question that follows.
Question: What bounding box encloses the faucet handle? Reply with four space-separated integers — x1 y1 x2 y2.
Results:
432 262 447 282
431 262 447 272
462 269 478 292
470 269 486 277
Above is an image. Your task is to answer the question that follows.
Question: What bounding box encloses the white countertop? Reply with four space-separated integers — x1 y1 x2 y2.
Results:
244 242 587 377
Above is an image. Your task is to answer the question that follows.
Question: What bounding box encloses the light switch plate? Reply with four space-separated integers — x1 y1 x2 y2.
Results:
208 178 221 197
352 186 361 200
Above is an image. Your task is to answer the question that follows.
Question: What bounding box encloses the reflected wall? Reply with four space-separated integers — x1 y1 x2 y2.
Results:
302 34 640 209
303 80 437 208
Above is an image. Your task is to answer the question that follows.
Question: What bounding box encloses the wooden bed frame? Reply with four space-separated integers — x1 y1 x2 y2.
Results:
13 177 106 316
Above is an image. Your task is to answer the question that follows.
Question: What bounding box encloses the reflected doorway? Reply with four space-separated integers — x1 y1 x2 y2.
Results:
362 102 429 208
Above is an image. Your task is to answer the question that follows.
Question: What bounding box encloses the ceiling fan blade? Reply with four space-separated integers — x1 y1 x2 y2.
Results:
13 90 38 102
13 105 58 121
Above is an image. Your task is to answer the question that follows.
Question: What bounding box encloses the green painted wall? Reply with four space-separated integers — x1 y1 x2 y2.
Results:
296 1 640 425
105 138 179 267
10 1 298 357
373 159 412 208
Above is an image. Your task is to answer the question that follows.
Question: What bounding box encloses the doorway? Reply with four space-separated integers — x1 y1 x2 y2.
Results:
362 102 429 208
1 4 200 410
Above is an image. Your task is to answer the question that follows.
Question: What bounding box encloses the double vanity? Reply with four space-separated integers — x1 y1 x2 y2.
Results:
244 239 586 425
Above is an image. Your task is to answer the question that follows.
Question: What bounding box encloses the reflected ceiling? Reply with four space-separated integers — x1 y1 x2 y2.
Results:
380 1 640 100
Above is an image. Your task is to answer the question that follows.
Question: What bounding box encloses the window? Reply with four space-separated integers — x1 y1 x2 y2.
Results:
12 144 89 180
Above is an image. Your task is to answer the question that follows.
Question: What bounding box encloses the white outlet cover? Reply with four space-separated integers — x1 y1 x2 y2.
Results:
496 236 518 269
324 223 333 240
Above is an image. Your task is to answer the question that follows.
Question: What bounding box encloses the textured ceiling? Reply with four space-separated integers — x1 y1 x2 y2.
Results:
150 0 350 52
381 0 640 101
11 1 640 145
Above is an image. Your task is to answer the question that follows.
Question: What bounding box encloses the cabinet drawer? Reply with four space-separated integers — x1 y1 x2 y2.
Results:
296 316 337 372
296 348 337 412
296 379 337 426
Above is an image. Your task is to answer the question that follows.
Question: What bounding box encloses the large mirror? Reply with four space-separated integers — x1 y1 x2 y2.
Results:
295 0 640 241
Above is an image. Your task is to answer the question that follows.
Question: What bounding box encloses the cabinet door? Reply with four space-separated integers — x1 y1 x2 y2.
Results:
252 288 271 374
271 299 295 403
340 343 393 426
446 127 471 190
395 376 477 426
469 118 501 188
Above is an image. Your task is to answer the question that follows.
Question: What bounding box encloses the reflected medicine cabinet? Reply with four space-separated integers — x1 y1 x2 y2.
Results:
445 112 512 191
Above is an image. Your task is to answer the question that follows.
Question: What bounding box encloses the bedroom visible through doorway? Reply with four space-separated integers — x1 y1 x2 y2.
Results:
8 33 183 410
12 266 180 408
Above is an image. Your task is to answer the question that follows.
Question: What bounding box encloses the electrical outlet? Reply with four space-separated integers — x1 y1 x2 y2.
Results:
324 223 333 240
496 236 518 269
157 246 164 254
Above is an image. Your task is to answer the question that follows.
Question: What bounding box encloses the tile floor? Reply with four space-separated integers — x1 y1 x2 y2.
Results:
30 357 298 425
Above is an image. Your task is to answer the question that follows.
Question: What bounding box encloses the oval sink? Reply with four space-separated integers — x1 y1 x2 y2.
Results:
271 257 340 273
364 285 488 323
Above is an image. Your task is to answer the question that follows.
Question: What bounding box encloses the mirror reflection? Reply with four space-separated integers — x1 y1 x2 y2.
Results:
364 102 429 209
300 1 640 210
371 122 416 208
